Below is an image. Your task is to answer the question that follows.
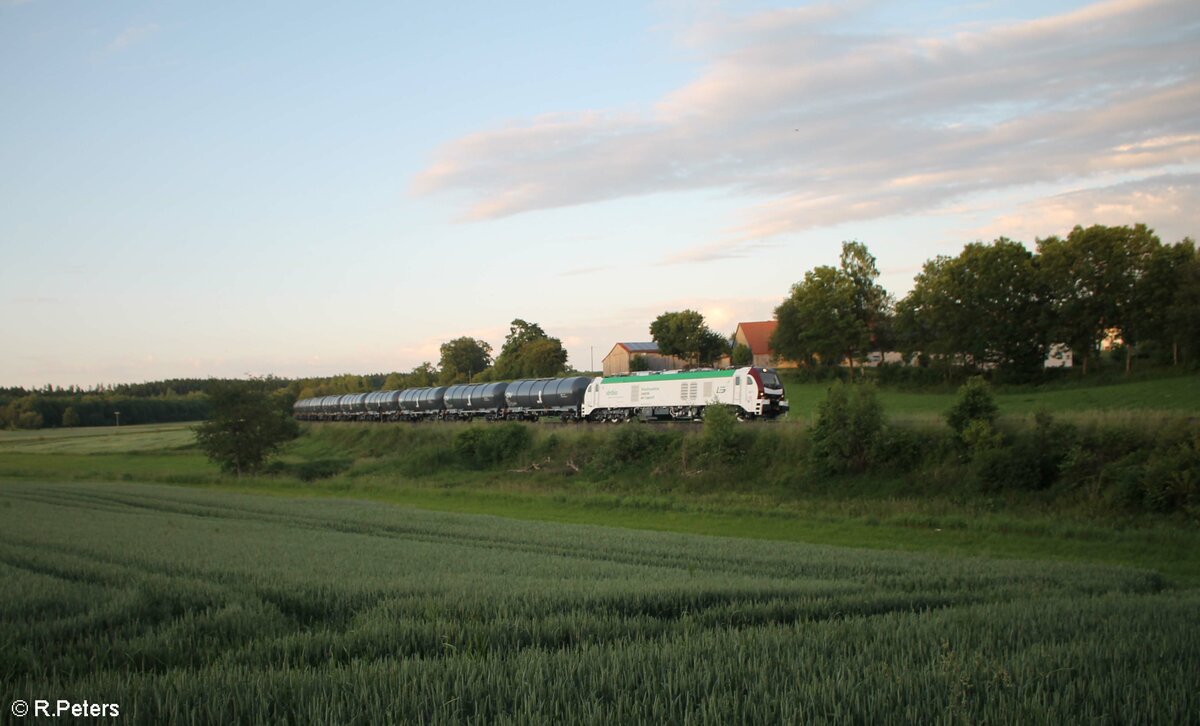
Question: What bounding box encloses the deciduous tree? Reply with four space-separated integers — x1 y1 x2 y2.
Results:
1037 224 1160 374
438 337 493 384
194 380 299 476
896 239 1048 377
772 241 890 373
493 319 568 379
650 310 727 367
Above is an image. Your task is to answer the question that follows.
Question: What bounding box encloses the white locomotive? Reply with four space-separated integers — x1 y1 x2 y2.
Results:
582 367 787 421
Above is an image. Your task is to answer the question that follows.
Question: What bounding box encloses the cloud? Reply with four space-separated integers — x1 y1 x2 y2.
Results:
107 22 159 52
414 0 1200 258
966 173 1200 243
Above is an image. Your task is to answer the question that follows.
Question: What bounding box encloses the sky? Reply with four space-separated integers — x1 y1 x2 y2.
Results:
1 0 1197 388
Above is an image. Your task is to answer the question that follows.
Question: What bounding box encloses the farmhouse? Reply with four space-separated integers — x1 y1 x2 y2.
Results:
601 342 688 376
733 321 798 368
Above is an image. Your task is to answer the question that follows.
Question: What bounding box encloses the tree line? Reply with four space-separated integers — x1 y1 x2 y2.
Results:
292 319 571 400
640 223 1197 381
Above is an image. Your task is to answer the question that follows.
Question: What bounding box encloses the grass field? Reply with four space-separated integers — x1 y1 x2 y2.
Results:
0 422 196 454
2 480 1197 723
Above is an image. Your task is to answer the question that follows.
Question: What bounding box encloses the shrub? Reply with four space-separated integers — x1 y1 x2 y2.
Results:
453 423 532 469
1140 436 1200 514
607 421 662 465
869 425 932 473
970 412 1075 492
701 404 743 464
946 377 998 436
973 439 1044 492
809 382 883 474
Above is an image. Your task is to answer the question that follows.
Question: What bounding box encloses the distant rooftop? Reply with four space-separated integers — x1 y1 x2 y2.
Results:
737 321 777 355
618 342 660 353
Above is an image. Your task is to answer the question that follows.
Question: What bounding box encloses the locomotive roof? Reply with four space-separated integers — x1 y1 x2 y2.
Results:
601 369 737 384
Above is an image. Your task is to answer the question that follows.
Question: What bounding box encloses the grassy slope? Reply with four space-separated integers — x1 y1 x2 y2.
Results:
1 375 1195 581
2 411 1198 584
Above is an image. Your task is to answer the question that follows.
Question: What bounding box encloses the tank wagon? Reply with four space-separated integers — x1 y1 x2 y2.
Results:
293 368 787 423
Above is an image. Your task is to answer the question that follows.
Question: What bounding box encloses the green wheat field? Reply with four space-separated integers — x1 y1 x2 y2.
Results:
2 480 1197 723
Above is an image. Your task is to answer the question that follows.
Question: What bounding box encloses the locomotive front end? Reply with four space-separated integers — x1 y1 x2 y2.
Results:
751 367 789 419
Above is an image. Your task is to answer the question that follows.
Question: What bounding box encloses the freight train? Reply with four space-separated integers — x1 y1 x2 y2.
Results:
293 367 788 423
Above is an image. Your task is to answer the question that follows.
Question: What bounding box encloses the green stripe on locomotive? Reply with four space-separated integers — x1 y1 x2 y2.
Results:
601 369 737 384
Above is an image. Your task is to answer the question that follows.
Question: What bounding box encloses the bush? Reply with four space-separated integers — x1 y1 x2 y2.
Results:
969 412 1075 492
453 423 532 469
972 442 1044 493
607 422 662 465
946 377 998 436
1140 436 1200 514
809 383 883 474
701 405 743 464
869 425 933 473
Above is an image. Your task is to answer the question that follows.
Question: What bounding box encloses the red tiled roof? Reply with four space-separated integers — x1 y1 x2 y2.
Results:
737 321 777 356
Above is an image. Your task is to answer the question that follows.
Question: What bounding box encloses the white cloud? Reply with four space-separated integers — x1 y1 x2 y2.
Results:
414 0 1199 260
966 173 1200 243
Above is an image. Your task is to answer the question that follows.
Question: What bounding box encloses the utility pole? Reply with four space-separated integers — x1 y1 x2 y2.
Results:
114 411 121 427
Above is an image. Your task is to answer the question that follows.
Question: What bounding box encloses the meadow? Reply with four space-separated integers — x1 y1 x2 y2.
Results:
2 480 1197 723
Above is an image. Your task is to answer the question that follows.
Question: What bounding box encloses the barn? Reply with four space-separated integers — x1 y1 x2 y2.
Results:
601 342 689 376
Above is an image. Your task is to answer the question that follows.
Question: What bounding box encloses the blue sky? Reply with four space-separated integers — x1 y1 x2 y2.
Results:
2 0 1197 387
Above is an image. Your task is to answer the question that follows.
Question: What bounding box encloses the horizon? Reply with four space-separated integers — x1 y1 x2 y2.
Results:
3 0 1197 389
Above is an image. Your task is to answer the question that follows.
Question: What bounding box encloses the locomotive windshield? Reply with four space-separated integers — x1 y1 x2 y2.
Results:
759 369 782 389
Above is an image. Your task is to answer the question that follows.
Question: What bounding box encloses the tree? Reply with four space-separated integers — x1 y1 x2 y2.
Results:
1165 240 1200 365
493 319 568 379
438 337 493 384
649 310 727 367
945 377 998 436
1037 224 1160 374
194 380 299 476
772 266 857 368
2 395 45 430
61 406 80 427
1126 238 1196 368
895 238 1048 377
382 362 438 391
731 343 753 366
772 241 890 374
808 382 884 474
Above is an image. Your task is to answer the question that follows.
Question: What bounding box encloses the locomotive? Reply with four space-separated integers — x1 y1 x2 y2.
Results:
293 367 788 422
